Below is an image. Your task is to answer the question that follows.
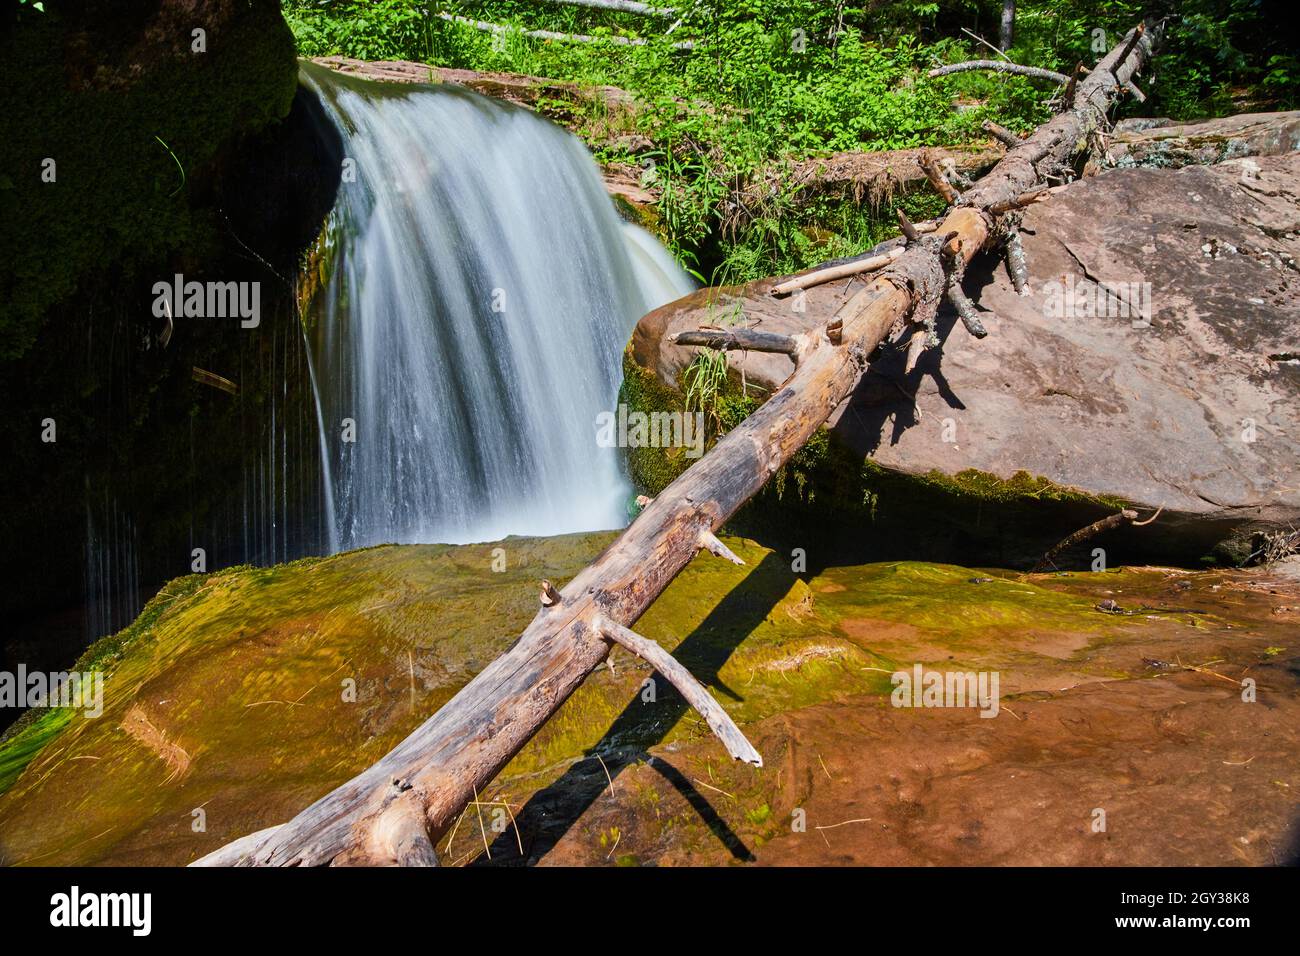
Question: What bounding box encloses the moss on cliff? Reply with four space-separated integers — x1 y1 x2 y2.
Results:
0 0 299 359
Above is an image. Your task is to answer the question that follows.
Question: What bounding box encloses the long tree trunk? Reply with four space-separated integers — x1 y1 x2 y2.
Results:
196 23 1159 867
999 0 1016 51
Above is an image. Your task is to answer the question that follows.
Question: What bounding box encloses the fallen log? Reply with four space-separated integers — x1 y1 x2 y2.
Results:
519 0 678 17
436 13 695 49
197 23 1159 867
1092 110 1300 172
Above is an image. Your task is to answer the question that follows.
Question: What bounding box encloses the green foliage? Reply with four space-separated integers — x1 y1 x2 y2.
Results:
279 1 1297 286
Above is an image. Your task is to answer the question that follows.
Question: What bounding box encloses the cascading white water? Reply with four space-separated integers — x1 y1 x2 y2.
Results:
301 63 692 548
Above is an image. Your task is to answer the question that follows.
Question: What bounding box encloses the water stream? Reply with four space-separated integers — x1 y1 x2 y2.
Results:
301 62 692 547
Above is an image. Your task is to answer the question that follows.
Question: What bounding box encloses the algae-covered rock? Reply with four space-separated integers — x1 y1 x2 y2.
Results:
0 533 1296 866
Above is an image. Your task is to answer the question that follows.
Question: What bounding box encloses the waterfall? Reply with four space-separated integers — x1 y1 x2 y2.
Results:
301 63 692 548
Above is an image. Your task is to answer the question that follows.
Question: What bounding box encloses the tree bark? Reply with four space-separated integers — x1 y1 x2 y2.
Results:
195 23 1159 867
999 0 1016 52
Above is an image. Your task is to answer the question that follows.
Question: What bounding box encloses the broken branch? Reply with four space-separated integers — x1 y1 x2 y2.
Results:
769 246 905 296
982 119 1023 148
670 327 802 356
1032 505 1162 572
920 148 961 204
595 616 762 766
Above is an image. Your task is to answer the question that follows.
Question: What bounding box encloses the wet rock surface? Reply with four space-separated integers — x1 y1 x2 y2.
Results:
0 535 1295 866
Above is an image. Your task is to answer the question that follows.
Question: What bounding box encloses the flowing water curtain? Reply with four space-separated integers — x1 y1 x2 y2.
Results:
299 64 692 548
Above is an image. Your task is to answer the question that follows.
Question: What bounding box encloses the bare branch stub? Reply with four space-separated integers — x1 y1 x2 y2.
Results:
1004 228 1030 296
920 148 961 205
981 119 1023 148
896 207 921 243
1061 61 1085 110
941 240 989 339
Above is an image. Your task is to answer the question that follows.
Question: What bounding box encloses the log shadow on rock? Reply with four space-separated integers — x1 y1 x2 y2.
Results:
838 302 967 457
473 550 802 865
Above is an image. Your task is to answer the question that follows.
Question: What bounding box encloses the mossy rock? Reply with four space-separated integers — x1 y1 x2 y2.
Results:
0 531 1293 866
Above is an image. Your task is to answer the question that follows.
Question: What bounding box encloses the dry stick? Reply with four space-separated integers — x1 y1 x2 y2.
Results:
195 22 1158 869
1004 228 1030 296
960 26 1011 61
927 60 1071 84
1124 79 1147 103
769 246 905 297
769 219 942 297
596 616 762 766
981 119 1023 148
1112 23 1146 82
670 327 803 356
1031 505 1163 572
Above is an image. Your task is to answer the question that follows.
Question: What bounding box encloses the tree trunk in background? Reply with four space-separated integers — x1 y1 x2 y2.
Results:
1000 0 1016 51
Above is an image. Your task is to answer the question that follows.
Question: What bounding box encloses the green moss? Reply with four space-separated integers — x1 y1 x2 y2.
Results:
0 530 1278 865
619 346 695 494
0 569 213 793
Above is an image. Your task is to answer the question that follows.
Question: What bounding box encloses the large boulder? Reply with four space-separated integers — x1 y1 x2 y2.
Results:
629 140 1300 566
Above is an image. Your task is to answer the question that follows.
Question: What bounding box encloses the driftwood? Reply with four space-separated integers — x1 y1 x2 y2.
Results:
197 24 1159 867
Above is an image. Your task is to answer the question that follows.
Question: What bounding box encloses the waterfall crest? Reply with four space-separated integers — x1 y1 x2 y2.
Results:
301 63 692 547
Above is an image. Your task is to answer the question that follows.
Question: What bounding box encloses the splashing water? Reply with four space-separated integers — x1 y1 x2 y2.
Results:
301 63 692 548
